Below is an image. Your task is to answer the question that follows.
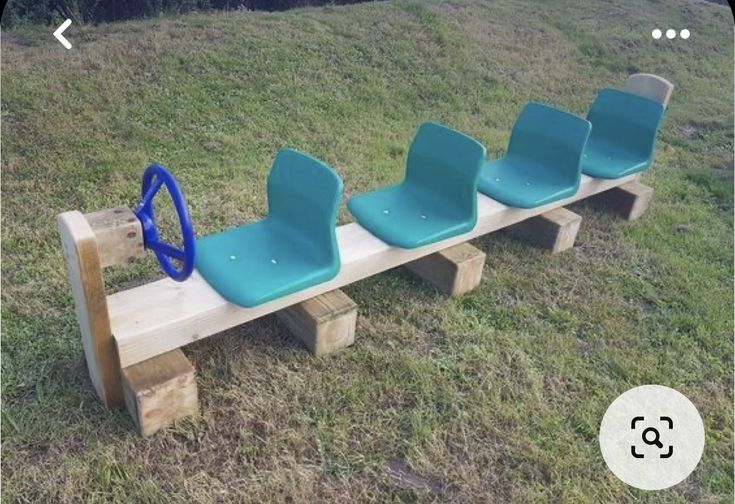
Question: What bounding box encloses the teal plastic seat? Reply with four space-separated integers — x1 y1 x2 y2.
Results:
195 149 343 307
582 88 665 179
478 103 591 209
347 122 486 249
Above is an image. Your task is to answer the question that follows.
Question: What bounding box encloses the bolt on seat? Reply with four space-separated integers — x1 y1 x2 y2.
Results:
195 148 343 308
347 122 486 249
581 88 666 179
478 103 592 209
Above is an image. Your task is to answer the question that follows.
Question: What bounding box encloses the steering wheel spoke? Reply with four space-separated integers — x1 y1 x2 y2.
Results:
134 164 196 282
139 176 164 209
148 240 186 261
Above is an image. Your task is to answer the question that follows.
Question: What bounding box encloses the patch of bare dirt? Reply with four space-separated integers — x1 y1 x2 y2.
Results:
385 459 445 494
680 122 702 141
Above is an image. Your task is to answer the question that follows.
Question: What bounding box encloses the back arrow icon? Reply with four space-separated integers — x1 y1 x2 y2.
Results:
54 19 72 49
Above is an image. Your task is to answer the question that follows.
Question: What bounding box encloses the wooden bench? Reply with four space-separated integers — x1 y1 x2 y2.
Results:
58 173 650 435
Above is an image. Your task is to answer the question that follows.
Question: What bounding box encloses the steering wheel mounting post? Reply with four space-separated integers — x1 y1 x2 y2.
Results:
134 164 196 282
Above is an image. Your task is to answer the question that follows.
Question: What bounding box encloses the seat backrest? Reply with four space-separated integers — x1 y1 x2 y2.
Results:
404 122 486 218
586 88 665 160
267 148 343 262
624 73 674 109
505 102 592 185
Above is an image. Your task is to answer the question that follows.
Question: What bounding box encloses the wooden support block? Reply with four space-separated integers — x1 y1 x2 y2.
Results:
58 211 124 408
122 349 198 437
85 206 145 268
590 181 653 221
405 242 485 296
507 207 582 253
276 290 357 356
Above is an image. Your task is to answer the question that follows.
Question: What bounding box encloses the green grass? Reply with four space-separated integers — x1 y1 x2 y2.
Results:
2 0 733 501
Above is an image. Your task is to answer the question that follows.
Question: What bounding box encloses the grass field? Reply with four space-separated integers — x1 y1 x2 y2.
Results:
2 0 733 501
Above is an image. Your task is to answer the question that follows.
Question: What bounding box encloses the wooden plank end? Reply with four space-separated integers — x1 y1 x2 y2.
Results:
84 207 145 268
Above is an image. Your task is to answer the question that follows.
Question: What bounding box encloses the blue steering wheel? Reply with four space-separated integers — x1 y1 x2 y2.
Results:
134 164 195 282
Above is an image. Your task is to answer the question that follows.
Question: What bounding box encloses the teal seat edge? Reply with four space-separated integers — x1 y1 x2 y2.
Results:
582 87 665 179
195 148 343 307
478 102 591 208
348 121 486 248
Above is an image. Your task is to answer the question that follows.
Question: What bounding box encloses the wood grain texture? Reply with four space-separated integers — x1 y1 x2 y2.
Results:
58 211 123 407
507 207 582 253
590 181 653 221
85 206 145 268
122 349 198 437
276 289 357 356
405 242 485 296
109 173 637 368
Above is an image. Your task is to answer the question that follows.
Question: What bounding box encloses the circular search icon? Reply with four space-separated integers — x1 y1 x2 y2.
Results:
599 385 704 490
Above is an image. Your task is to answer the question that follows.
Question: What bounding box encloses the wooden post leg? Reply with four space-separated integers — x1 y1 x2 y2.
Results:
590 181 653 221
507 207 582 253
122 349 198 437
60 206 197 435
276 290 358 356
405 242 485 296
58 211 124 408
57 207 147 408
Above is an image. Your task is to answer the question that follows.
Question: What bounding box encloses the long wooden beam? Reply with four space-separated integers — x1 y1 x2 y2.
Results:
109 173 636 367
